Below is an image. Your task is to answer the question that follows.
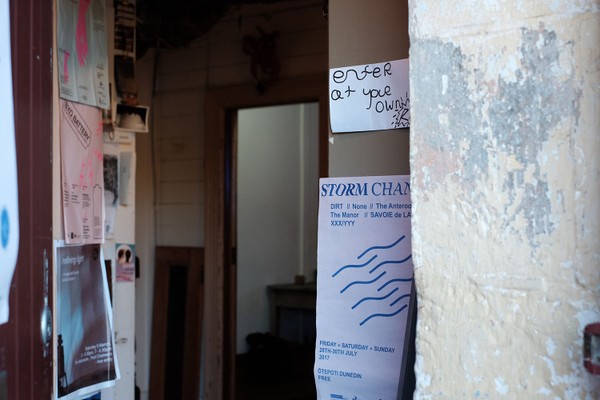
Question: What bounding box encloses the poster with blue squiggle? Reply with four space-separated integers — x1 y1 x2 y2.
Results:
314 175 413 400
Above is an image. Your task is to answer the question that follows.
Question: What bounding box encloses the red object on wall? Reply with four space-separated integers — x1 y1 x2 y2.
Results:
584 323 600 375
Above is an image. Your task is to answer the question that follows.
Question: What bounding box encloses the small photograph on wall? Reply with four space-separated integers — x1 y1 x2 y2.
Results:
115 243 135 283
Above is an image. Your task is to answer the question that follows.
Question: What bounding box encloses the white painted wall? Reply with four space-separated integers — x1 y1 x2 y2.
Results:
408 0 600 398
133 48 156 400
236 103 319 353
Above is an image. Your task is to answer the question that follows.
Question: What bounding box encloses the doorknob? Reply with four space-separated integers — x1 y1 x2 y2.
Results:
40 249 52 358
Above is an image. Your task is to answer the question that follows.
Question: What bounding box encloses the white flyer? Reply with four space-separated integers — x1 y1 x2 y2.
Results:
314 175 413 400
329 59 410 133
0 0 19 325
57 0 110 109
60 100 105 244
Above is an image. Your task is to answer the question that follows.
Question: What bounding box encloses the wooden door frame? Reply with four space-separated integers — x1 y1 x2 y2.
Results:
3 0 54 398
204 74 328 400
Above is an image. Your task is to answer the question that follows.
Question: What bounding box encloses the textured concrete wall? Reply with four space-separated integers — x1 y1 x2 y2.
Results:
409 0 600 398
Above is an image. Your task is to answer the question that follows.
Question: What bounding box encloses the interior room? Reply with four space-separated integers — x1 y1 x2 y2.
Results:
133 2 334 399
128 0 413 399
130 0 600 398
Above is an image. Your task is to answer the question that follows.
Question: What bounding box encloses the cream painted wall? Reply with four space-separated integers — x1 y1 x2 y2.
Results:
409 0 600 398
133 49 156 400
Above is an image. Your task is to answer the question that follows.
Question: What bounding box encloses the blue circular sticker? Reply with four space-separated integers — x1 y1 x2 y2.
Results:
1 208 8 249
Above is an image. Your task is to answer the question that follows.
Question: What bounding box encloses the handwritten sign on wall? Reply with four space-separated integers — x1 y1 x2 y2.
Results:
329 59 409 133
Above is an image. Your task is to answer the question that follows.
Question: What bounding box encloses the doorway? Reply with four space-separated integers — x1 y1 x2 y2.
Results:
235 103 319 399
204 75 328 399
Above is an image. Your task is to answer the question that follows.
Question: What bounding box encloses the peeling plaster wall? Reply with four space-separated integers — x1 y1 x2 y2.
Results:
409 0 600 398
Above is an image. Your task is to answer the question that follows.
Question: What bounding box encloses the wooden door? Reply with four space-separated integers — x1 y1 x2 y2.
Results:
150 246 205 400
0 0 54 399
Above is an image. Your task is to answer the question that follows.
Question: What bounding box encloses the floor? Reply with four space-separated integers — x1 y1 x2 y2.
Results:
236 334 316 400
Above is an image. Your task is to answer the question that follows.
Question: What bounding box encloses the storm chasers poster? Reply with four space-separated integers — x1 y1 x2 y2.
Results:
55 242 119 400
314 176 413 400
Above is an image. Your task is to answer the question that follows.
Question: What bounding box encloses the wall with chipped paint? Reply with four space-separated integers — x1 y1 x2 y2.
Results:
409 0 600 398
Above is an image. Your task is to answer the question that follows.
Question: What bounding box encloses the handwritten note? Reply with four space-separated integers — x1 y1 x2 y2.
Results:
329 58 409 133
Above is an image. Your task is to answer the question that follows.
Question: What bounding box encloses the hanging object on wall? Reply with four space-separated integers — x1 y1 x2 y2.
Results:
329 58 410 133
0 0 19 325
242 26 280 94
115 243 135 283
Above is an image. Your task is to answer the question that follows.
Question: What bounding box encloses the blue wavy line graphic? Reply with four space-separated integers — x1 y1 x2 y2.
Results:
357 235 405 259
331 255 378 278
368 254 412 274
340 271 387 294
351 288 399 310
390 293 411 307
359 304 408 326
377 276 414 292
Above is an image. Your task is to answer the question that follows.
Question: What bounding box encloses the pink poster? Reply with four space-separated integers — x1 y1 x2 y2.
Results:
57 0 110 109
60 100 105 244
